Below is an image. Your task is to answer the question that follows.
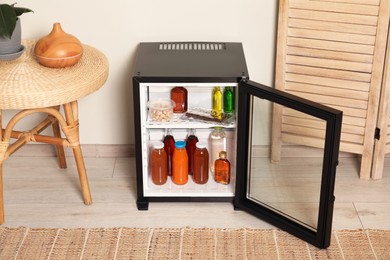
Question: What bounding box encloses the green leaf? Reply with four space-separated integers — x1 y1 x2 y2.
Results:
0 4 17 39
14 7 33 17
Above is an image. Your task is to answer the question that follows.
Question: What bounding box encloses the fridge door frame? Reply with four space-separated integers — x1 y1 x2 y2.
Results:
234 79 342 249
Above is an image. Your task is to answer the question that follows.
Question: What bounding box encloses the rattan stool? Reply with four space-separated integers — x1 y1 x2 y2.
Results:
0 40 109 224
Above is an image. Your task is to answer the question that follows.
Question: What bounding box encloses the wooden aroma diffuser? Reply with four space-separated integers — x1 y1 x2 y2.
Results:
34 23 83 68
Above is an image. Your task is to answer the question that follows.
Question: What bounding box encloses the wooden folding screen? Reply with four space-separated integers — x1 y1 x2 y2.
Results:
272 0 390 179
373 28 390 179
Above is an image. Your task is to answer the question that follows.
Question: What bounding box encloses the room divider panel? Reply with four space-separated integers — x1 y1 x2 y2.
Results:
272 0 390 179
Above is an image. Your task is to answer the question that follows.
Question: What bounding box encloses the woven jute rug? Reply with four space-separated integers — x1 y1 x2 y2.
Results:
0 227 389 259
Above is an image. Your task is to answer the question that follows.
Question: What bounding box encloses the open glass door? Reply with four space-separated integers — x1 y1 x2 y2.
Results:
235 80 342 249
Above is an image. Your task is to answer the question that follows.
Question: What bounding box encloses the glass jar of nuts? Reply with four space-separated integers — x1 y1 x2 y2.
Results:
147 99 175 122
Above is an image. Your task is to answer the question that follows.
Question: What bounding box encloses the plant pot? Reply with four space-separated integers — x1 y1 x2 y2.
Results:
0 18 25 60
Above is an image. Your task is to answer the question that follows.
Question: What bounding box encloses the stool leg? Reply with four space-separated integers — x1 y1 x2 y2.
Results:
63 102 92 205
0 162 4 224
72 146 92 205
51 116 67 169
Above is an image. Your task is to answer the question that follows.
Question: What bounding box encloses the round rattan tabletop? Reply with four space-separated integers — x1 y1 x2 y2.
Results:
0 39 109 109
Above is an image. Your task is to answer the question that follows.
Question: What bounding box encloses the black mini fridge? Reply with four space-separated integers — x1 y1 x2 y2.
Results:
132 42 342 248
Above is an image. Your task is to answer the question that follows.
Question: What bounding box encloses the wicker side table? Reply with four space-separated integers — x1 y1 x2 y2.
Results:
0 40 109 224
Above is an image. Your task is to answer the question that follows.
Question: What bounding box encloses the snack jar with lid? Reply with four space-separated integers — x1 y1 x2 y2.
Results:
147 99 175 122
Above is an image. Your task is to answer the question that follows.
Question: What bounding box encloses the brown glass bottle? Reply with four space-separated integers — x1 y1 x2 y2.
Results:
163 129 175 176
171 87 188 113
186 128 198 175
214 151 230 185
150 141 168 185
193 142 209 184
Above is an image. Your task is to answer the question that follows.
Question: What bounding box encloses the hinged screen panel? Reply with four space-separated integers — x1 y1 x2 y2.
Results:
273 0 390 179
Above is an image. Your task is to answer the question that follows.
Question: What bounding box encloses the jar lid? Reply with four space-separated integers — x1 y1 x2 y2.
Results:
153 141 164 149
196 142 207 149
175 140 186 148
147 99 175 109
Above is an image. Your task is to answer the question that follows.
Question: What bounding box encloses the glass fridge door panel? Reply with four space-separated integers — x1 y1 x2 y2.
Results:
248 100 325 231
235 80 342 249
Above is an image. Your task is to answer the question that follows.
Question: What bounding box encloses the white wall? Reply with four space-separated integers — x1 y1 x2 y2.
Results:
8 0 278 145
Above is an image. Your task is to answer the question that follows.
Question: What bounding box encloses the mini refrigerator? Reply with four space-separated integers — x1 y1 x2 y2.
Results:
132 42 342 248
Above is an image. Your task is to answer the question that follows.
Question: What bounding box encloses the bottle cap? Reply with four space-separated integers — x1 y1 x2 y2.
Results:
174 140 186 148
153 141 164 149
219 151 227 159
196 142 207 149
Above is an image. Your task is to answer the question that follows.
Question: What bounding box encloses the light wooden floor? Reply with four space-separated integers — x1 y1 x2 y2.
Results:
1 156 390 230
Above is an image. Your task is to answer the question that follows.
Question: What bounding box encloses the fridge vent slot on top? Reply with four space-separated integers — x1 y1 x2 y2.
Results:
132 41 342 249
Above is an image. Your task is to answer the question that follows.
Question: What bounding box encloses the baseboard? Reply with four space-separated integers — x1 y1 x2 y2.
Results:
11 143 356 158
251 145 356 158
11 144 135 158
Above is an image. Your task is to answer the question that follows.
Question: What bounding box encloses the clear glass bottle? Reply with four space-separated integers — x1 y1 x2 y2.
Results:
214 151 230 185
163 129 175 176
212 86 223 119
223 87 233 114
193 142 209 184
171 87 188 113
209 127 226 173
172 140 188 185
150 141 168 185
186 128 199 175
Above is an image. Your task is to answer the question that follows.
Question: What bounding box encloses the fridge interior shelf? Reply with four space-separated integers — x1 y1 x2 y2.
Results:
146 113 236 129
142 127 237 197
143 175 235 197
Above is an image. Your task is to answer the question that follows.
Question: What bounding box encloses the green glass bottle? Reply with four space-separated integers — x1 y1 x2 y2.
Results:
223 87 233 114
212 87 223 119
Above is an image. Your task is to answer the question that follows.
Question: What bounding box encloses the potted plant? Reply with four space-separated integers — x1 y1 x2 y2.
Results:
0 2 33 59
